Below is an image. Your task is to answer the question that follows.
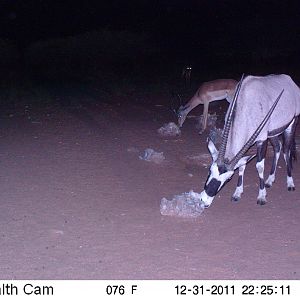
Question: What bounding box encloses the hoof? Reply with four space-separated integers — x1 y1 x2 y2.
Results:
231 196 241 202
288 186 295 191
257 199 267 205
265 183 272 188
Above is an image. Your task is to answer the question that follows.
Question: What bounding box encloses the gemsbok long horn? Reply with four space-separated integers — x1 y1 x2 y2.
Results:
228 89 284 170
217 74 244 164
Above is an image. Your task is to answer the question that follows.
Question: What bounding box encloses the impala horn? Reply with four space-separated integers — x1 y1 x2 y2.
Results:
217 74 244 165
228 89 284 170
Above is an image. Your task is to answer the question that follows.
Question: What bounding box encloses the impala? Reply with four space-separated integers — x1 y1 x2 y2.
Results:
200 74 300 208
181 66 192 88
177 79 238 132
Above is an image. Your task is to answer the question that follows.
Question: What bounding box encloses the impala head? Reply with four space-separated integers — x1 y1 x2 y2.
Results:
177 105 187 127
200 75 284 208
172 93 186 127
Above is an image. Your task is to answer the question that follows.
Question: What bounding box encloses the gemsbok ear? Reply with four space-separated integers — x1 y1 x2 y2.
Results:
207 139 219 162
233 154 256 170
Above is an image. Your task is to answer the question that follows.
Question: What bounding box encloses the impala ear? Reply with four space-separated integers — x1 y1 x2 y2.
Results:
207 139 219 162
233 154 256 170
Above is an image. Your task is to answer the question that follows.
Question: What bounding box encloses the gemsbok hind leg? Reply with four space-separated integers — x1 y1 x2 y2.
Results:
256 140 268 205
283 117 298 191
265 136 282 188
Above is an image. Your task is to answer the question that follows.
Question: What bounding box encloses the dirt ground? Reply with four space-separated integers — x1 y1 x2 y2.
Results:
0 88 299 280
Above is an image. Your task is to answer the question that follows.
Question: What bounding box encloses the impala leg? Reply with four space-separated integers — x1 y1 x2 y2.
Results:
256 140 268 205
265 136 282 188
200 101 209 133
282 117 298 191
232 164 246 202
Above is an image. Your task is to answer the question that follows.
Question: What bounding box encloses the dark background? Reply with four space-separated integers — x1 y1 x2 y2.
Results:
1 1 300 281
0 0 300 97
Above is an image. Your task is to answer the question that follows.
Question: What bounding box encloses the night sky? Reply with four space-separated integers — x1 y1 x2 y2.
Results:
0 0 300 74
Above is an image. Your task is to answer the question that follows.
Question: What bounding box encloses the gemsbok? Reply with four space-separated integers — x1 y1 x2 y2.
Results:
177 79 238 132
200 74 300 208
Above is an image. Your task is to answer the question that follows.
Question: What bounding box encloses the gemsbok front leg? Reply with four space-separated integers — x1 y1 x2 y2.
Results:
265 136 282 188
256 140 268 205
231 164 246 202
232 137 282 202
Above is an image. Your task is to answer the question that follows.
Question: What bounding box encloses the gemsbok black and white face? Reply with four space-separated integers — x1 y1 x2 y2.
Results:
200 74 287 208
200 139 254 208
